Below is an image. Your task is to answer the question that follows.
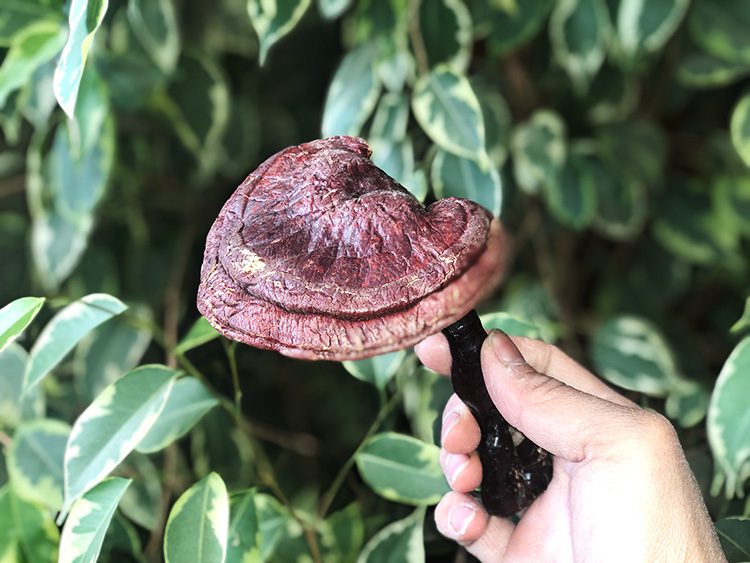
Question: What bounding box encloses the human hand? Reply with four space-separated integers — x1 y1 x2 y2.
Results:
414 330 725 562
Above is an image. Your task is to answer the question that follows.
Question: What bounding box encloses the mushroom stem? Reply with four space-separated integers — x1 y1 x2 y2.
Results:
442 310 553 516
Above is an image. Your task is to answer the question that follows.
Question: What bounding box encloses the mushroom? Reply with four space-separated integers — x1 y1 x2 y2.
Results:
197 136 552 516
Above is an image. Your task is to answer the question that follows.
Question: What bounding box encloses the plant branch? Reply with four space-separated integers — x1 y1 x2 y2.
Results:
407 0 429 77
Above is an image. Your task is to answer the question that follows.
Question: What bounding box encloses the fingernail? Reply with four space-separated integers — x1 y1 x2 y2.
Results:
448 503 477 537
441 409 461 442
441 452 469 487
489 330 525 364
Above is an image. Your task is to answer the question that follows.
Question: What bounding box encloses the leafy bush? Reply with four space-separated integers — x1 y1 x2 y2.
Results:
1 0 750 561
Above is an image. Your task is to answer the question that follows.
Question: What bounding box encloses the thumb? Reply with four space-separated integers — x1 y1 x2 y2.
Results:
480 330 635 463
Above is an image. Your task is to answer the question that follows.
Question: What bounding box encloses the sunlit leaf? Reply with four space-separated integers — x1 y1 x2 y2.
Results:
247 0 312 65
175 316 220 355
24 294 127 392
356 432 449 505
730 92 750 167
136 377 219 453
322 43 381 138
7 419 70 511
0 296 44 352
511 109 567 195
0 486 59 562
431 148 502 216
708 337 750 498
60 365 177 520
164 472 229 563
357 506 425 563
0 20 66 108
412 66 486 163
127 0 180 74
53 0 110 117
59 477 131 563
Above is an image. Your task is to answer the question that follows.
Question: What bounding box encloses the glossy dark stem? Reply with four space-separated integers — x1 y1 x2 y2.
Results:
442 310 553 516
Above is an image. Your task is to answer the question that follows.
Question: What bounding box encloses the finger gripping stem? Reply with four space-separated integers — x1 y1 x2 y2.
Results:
442 311 553 516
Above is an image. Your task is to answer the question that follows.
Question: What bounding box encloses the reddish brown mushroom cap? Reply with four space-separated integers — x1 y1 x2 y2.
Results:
197 136 507 360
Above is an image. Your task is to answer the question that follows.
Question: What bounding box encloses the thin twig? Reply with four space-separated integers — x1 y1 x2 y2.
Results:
163 221 197 368
407 0 429 77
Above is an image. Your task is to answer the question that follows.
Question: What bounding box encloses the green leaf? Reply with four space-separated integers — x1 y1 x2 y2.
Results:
0 296 44 352
60 365 177 520
323 503 365 561
543 143 598 229
708 337 750 498
714 176 750 237
485 0 553 55
164 472 229 563
473 81 512 167
226 489 261 563
730 92 750 167
412 66 486 163
592 170 646 240
715 517 750 562
355 432 449 505
688 1 750 64
118 453 163 531
431 148 502 217
357 506 425 563
175 316 220 355
0 485 59 563
343 350 407 390
100 512 143 562
369 92 409 141
590 316 683 396
480 312 546 339
664 381 710 429
677 51 750 89
248 0 312 65
74 308 152 401
369 137 421 198
254 493 291 560
7 419 70 511
375 39 414 93
127 0 180 74
58 477 131 563
24 294 127 392
550 0 610 92
0 344 44 430
318 0 353 20
70 63 110 154
0 2 63 46
53 0 110 117
419 0 472 72
322 43 381 138
730 297 750 335
401 366 452 445
136 377 219 453
615 0 688 63
511 109 567 195
0 20 66 108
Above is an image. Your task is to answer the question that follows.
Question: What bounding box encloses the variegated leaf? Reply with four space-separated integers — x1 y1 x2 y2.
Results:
164 472 229 563
511 109 567 194
0 344 44 429
24 294 127 392
615 0 688 63
677 51 750 89
226 489 261 563
136 377 219 453
419 0 472 72
431 148 502 217
322 43 381 138
53 0 110 117
543 142 598 230
412 66 486 163
60 365 177 520
0 486 59 562
708 338 750 498
369 137 426 200
688 1 750 65
480 312 546 340
343 350 408 390
318 0 352 20
127 0 180 74
59 477 132 563
357 507 425 563
484 0 553 55
369 92 409 141
7 419 70 511
0 296 44 352
730 92 750 167
355 432 449 505
248 0 312 65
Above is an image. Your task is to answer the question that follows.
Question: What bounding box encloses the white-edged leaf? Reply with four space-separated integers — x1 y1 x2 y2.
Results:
7 419 70 511
226 489 261 563
318 0 352 19
590 316 684 396
355 432 449 505
0 485 59 562
324 503 365 561
357 506 425 563
412 66 486 163
0 20 66 108
511 109 567 194
484 0 553 55
664 381 710 429
0 296 44 352
0 3 62 46
615 0 688 62
0 343 44 429
136 377 219 453
343 350 407 391
677 51 750 89
543 143 598 229
550 0 610 93
322 42 381 138
369 137 426 200
118 453 163 531
730 92 750 167
248 0 312 65
127 0 180 74
708 337 750 498
59 477 131 563
369 92 409 141
164 472 229 563
419 0 472 72
24 293 127 392
60 365 177 521
431 148 502 217
480 312 546 340
53 0 110 117
175 316 220 355
688 1 750 65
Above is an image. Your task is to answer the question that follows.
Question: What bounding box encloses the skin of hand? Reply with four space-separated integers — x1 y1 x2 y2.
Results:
414 330 725 563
